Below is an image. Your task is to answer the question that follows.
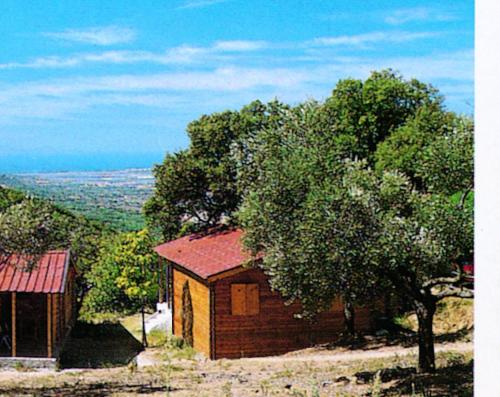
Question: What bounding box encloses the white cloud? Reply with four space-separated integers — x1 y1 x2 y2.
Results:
213 40 268 52
385 7 457 25
378 50 474 82
0 57 80 69
0 39 270 70
177 0 229 10
43 26 136 46
311 31 439 47
2 51 471 98
0 18 473 123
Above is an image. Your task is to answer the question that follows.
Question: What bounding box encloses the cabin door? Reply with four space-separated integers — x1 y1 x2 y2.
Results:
0 293 12 357
16 293 47 357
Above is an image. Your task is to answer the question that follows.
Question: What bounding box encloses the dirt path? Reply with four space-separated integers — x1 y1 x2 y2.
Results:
241 341 473 364
0 341 473 396
133 340 473 369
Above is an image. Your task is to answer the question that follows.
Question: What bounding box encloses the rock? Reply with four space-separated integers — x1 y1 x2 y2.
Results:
284 384 292 389
379 367 416 382
354 371 373 384
321 381 333 387
354 367 417 384
335 376 350 384
375 329 390 337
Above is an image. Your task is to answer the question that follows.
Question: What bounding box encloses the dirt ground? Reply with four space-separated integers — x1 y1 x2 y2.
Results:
0 299 472 396
0 339 473 397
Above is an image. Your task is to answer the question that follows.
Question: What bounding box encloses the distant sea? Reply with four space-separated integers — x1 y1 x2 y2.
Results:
0 152 165 173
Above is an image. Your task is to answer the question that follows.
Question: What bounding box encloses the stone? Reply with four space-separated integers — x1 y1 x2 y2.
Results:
335 376 350 384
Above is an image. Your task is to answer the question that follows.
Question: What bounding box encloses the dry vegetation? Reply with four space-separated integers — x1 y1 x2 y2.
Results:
0 349 473 396
0 298 473 396
395 297 473 343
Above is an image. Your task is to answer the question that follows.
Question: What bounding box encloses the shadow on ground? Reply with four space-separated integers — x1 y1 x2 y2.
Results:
0 383 176 397
323 324 473 352
59 321 143 369
381 361 473 397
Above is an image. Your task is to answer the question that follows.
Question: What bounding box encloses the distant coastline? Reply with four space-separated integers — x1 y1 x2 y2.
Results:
0 152 165 173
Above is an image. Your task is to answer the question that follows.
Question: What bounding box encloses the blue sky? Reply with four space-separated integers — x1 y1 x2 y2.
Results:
0 0 473 171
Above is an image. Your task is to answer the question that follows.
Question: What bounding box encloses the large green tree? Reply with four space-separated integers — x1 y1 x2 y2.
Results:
144 100 288 238
237 71 473 373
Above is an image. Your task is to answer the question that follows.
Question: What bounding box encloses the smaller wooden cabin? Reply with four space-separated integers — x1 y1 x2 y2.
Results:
155 228 383 359
0 250 77 359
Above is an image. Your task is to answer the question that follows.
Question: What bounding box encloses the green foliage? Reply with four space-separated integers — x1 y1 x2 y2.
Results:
0 186 111 309
238 71 445 316
0 199 56 264
417 116 474 196
374 105 455 185
145 100 289 238
237 70 473 372
115 229 158 301
83 229 158 314
321 69 442 161
162 334 197 360
0 186 25 212
238 130 384 316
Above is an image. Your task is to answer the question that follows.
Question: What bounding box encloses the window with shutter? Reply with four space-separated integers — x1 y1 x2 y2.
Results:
231 283 260 315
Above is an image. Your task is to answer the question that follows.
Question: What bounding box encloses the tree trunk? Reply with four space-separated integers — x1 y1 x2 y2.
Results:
343 301 355 336
141 301 148 348
415 300 436 373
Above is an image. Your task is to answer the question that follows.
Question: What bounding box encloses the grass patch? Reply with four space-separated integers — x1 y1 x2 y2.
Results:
120 312 169 347
159 335 197 361
394 297 473 337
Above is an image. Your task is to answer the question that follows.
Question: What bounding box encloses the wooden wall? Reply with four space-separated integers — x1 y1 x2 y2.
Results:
49 267 77 358
172 268 211 356
212 268 382 359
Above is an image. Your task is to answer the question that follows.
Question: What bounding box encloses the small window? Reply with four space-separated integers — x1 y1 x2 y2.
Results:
231 283 260 315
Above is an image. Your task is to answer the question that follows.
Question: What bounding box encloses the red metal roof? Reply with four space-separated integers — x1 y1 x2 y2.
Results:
0 250 71 293
155 228 256 279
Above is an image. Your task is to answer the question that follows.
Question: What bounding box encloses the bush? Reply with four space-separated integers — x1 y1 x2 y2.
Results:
82 229 158 315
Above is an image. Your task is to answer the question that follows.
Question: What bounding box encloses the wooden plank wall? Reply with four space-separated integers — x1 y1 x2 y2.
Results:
64 269 76 329
52 268 77 357
172 269 211 356
213 268 382 359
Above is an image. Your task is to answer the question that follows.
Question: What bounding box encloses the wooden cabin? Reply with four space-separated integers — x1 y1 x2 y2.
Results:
0 250 76 359
155 228 383 359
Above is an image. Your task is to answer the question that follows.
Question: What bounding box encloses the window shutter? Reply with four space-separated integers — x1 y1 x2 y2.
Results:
231 284 247 315
231 283 260 315
246 284 260 315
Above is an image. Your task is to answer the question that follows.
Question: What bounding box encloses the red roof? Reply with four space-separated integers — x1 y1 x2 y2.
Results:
0 250 71 293
155 228 256 279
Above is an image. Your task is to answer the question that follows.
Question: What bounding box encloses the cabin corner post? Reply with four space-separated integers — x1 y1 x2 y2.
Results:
47 294 52 358
11 292 16 357
158 256 165 304
165 260 172 309
209 283 216 360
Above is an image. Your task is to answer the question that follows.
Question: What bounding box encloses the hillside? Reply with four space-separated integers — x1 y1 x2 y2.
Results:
0 169 154 231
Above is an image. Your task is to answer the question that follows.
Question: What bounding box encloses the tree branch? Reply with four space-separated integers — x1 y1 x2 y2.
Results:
434 285 474 300
422 264 462 288
457 185 473 210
